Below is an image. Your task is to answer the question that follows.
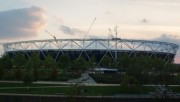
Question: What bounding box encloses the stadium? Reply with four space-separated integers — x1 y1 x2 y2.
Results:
2 38 179 65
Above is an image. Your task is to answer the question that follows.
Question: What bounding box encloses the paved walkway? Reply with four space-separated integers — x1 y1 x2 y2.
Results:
67 72 96 85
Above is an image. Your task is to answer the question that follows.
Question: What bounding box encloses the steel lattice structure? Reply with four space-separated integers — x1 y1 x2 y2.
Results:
3 38 179 65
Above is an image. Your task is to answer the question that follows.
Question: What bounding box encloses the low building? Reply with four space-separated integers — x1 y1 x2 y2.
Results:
94 68 118 74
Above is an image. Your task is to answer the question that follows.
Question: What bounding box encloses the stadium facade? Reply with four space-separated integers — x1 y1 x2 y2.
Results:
3 38 179 65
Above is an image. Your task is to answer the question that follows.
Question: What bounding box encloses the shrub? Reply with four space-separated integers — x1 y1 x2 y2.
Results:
14 68 22 80
0 68 3 80
33 69 39 81
23 70 33 85
49 68 58 80
121 75 139 87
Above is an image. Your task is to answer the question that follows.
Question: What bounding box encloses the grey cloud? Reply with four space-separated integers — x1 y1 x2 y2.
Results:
52 14 64 24
89 35 111 39
60 25 83 35
141 18 148 23
89 35 101 39
153 34 180 59
154 34 180 45
150 34 180 63
0 6 46 39
105 11 112 15
108 34 114 39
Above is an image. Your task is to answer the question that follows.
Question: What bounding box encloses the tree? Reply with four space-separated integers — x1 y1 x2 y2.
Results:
117 54 131 68
72 56 87 73
127 63 142 77
49 68 58 80
121 75 139 87
153 58 165 72
24 60 33 69
0 67 3 80
100 55 112 67
0 58 4 79
57 54 71 69
23 69 33 85
43 55 56 78
87 55 97 69
0 54 13 69
30 53 41 68
127 56 148 83
151 58 167 84
14 68 22 80
44 55 56 68
14 53 26 69
25 59 39 81
174 74 180 84
27 53 42 81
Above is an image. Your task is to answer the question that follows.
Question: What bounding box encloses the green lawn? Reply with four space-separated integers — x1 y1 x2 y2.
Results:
0 82 155 95
170 86 180 93
0 82 61 87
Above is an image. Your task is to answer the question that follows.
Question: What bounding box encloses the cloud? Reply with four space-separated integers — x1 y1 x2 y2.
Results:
141 18 148 23
89 34 111 39
0 6 46 39
51 14 64 24
154 34 180 45
105 11 112 15
60 25 84 35
153 34 180 63
153 34 180 52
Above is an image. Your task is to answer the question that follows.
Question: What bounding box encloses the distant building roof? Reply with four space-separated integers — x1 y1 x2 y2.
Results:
94 68 118 72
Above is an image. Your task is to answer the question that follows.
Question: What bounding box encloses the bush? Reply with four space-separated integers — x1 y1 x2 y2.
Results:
49 68 58 80
23 70 33 85
14 68 22 80
174 74 180 85
121 75 139 87
33 69 39 81
2 70 14 80
0 68 4 80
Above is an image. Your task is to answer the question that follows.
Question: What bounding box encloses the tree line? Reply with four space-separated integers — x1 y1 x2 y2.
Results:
0 53 179 85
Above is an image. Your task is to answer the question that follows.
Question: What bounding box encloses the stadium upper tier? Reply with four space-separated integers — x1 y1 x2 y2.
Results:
3 38 179 63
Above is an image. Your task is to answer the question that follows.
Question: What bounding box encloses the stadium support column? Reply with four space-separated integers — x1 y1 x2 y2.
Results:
115 39 117 59
115 28 118 59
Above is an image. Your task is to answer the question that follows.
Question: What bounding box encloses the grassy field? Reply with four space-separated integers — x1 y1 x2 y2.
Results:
0 82 60 87
170 86 180 93
0 82 156 95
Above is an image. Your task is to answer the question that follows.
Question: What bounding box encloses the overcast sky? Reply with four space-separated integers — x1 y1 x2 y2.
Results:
0 0 180 63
